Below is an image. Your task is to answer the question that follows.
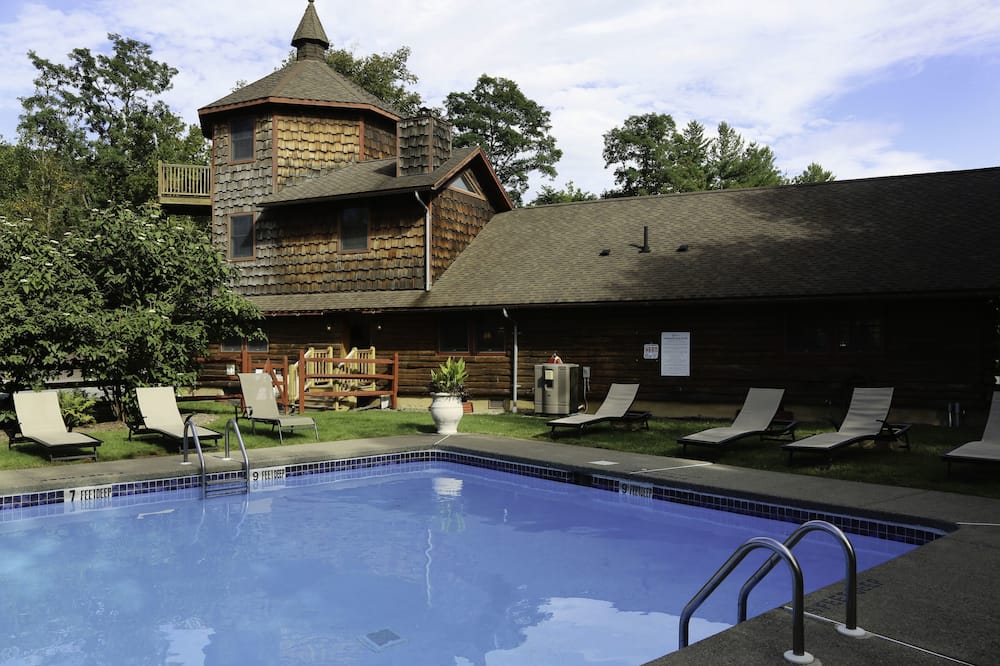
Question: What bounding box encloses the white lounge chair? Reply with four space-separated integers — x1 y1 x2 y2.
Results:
782 387 907 463
547 383 648 437
134 386 222 447
11 391 102 461
942 392 1000 474
678 388 795 455
238 373 318 442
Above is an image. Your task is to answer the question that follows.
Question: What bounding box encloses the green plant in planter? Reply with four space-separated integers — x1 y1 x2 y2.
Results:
429 357 469 395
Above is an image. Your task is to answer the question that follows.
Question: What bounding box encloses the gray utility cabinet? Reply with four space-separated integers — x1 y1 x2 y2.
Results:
534 363 582 416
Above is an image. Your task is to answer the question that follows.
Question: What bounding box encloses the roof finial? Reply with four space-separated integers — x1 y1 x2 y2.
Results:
292 0 330 61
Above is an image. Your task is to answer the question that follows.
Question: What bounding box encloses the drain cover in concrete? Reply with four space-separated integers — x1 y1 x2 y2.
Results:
359 628 404 651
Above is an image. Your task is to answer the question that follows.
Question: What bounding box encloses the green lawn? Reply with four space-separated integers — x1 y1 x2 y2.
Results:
2 403 995 500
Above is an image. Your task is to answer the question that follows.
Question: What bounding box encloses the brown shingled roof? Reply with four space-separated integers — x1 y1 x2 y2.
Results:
428 166 1000 307
251 167 1000 314
258 146 513 210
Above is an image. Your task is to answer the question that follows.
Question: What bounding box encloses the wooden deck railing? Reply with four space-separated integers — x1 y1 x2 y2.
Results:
295 351 399 413
158 162 211 203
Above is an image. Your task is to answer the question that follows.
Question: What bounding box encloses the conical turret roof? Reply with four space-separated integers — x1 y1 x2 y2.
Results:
198 0 399 133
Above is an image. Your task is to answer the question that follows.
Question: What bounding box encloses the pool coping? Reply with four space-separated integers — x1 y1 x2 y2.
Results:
0 432 996 664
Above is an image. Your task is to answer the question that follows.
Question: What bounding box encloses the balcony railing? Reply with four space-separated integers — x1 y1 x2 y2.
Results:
158 161 212 209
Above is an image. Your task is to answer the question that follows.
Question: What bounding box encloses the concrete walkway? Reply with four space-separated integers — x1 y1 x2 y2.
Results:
1 432 996 665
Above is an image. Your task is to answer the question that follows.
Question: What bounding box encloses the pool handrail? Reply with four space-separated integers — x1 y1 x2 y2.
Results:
679 536 812 663
183 416 250 498
737 520 864 637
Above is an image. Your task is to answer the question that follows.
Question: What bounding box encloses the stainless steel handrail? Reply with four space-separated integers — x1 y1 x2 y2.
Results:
183 416 249 498
679 536 813 664
738 520 864 636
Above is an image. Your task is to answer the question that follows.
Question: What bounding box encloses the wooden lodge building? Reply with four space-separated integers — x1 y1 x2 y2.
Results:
162 0 1000 422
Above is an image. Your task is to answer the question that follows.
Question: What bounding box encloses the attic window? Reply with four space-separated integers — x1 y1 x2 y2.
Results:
449 172 481 195
230 116 255 162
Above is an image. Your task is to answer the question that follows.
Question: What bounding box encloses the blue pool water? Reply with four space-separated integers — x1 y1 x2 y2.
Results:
0 462 916 665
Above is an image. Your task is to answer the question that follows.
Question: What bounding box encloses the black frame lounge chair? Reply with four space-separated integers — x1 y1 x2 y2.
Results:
238 373 319 443
678 388 796 455
942 391 1000 474
133 386 222 448
11 390 101 461
782 387 908 463
547 383 648 437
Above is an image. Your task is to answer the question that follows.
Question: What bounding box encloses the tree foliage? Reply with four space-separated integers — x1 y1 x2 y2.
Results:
792 162 836 184
445 75 562 206
603 113 793 197
16 34 207 224
0 204 260 418
325 45 423 117
529 181 598 206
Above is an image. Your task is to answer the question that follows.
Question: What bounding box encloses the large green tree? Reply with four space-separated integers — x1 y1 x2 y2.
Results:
445 74 562 206
603 113 797 197
17 34 206 223
325 45 423 116
0 204 260 418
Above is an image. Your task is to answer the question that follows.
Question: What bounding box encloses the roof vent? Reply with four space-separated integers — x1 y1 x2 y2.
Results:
676 244 689 252
639 226 651 253
599 248 611 256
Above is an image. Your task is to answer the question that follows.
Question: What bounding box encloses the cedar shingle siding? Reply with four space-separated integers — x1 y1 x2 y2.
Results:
232 197 427 295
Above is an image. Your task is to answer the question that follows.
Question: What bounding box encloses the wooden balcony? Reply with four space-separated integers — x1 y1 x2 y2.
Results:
158 161 212 214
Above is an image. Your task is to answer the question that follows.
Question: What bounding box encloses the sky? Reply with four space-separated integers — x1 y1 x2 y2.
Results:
1 0 999 199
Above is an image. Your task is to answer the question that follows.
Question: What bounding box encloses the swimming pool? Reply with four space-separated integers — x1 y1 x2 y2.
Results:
0 456 923 665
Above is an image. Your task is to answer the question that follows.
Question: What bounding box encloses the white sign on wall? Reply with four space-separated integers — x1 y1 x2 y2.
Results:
643 343 659 360
660 332 690 376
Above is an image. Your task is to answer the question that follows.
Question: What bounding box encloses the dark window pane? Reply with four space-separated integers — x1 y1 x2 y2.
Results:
476 320 506 353
230 214 254 258
340 207 369 251
439 318 470 353
787 320 829 353
231 117 254 161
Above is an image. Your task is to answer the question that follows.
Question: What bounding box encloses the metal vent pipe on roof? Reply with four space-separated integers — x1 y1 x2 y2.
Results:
640 225 651 253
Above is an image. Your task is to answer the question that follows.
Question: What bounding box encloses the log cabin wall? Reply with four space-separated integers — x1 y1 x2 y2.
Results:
231 195 427 296
230 294 994 419
509 298 995 413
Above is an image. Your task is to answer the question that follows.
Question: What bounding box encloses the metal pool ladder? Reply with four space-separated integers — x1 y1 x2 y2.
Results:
183 416 250 499
679 519 864 665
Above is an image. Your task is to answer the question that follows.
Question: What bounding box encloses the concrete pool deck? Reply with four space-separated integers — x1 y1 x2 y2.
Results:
0 432 996 665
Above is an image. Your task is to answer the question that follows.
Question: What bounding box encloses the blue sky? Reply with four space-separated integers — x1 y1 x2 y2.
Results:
1 0 998 197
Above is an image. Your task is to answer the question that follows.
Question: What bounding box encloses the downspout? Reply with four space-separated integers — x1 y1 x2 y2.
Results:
415 191 431 291
503 308 518 413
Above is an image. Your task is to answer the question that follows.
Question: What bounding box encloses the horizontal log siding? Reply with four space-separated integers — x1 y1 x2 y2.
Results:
221 298 994 413
431 186 494 281
231 197 427 295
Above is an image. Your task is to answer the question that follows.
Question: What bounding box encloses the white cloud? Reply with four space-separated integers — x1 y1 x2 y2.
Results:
1 0 998 194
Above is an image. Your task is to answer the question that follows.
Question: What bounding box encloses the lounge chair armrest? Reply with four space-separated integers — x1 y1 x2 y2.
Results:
876 420 911 448
763 419 799 442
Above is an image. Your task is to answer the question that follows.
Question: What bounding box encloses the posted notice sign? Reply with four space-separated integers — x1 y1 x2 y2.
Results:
660 332 690 376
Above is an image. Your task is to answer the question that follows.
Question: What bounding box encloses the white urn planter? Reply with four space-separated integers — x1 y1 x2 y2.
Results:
429 393 464 434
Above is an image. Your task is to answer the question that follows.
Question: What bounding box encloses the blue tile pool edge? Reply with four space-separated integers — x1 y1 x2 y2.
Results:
0 448 946 544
